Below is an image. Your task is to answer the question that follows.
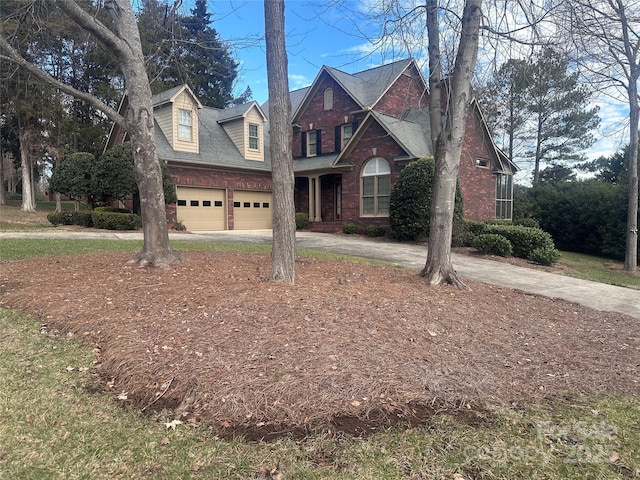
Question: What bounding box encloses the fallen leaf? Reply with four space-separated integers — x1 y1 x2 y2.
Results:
117 392 128 401
165 419 183 430
428 330 438 337
351 400 361 407
609 451 620 463
161 437 170 445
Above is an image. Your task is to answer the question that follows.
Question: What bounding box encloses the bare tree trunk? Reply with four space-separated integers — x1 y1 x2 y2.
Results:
53 0 178 267
0 145 6 206
421 0 482 288
265 0 296 283
18 119 36 212
625 83 638 271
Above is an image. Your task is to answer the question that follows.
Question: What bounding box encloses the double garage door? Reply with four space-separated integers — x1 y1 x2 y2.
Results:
176 187 272 231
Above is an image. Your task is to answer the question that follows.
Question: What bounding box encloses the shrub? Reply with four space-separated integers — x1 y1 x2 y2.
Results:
483 224 555 259
529 246 560 266
47 211 74 226
365 225 387 237
93 206 132 214
452 220 476 247
47 211 93 227
472 234 513 257
92 211 141 230
342 223 360 235
295 212 309 230
389 158 435 241
464 220 486 237
171 221 187 231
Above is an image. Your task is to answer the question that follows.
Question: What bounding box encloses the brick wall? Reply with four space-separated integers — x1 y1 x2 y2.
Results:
293 76 361 158
457 111 498 221
374 71 428 117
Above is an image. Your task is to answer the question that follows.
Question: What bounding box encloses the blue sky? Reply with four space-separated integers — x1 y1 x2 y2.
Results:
189 0 630 166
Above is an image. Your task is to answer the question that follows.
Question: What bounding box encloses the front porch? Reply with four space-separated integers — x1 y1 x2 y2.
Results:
295 173 343 226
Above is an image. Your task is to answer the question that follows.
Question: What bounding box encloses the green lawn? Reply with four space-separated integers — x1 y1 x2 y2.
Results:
559 251 640 290
1 239 639 478
1 308 638 479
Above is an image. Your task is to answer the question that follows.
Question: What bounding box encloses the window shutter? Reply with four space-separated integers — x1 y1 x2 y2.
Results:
352 121 358 133
316 130 322 155
301 132 307 157
335 125 341 152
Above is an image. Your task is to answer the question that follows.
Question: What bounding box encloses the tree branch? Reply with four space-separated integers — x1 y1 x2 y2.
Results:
0 36 125 128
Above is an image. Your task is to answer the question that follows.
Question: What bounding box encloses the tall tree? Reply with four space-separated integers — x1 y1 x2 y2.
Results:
264 0 296 283
137 0 247 108
477 58 531 166
0 0 178 267
565 0 639 271
419 0 483 288
526 48 600 184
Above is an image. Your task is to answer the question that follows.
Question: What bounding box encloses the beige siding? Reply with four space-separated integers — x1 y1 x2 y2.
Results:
221 118 245 154
172 91 199 153
155 105 174 147
245 109 264 161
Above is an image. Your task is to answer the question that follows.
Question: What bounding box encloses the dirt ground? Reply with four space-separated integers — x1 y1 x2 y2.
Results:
1 248 638 439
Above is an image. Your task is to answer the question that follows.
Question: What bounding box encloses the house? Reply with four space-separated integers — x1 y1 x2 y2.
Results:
107 59 517 232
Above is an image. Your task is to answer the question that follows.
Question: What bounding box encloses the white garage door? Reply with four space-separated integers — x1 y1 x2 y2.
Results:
233 191 272 229
176 187 226 231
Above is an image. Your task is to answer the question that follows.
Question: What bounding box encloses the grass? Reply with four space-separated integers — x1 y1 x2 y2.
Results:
559 251 640 290
1 308 638 479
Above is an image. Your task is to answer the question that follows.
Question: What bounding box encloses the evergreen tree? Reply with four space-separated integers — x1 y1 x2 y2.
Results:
137 0 247 108
480 48 600 184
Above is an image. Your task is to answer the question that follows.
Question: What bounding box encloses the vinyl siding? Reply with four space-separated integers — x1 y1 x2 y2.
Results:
172 91 199 154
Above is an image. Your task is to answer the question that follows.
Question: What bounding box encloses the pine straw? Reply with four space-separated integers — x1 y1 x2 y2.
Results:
1 251 638 439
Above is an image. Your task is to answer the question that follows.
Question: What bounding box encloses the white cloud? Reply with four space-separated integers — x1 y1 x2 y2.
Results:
288 73 311 90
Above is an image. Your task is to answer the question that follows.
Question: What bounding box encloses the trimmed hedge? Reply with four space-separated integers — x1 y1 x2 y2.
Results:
482 224 555 259
366 225 387 237
472 234 513 257
91 211 141 230
342 223 360 235
295 212 309 230
47 211 93 227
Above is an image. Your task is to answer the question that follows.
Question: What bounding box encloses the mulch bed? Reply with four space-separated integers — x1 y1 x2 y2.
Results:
1 251 638 439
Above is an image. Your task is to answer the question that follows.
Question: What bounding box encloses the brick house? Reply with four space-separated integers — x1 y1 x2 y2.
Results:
107 59 516 231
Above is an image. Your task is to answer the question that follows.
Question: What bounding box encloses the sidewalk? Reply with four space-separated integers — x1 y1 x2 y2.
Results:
1 229 638 319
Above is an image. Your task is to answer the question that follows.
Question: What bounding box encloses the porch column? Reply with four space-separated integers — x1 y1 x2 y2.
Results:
307 177 314 220
314 176 322 222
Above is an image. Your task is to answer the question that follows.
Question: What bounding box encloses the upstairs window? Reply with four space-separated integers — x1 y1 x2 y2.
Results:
341 124 352 150
361 157 391 216
302 130 321 157
178 109 193 140
323 88 333 110
476 158 490 168
248 123 259 150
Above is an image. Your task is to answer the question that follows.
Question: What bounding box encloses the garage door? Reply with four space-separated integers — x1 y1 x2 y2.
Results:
176 187 226 231
233 191 272 229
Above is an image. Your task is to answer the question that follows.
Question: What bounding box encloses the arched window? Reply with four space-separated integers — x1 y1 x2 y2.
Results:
323 88 333 110
361 157 390 216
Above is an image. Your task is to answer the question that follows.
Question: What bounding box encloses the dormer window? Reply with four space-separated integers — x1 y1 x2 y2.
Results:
249 123 259 150
178 109 193 140
323 88 333 110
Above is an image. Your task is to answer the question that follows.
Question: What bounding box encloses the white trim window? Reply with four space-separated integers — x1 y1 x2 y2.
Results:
361 157 391 216
341 123 353 149
248 123 259 150
178 109 193 140
307 130 318 156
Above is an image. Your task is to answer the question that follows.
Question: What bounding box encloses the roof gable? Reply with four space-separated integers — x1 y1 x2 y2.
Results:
292 58 418 123
152 84 203 109
217 101 267 124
